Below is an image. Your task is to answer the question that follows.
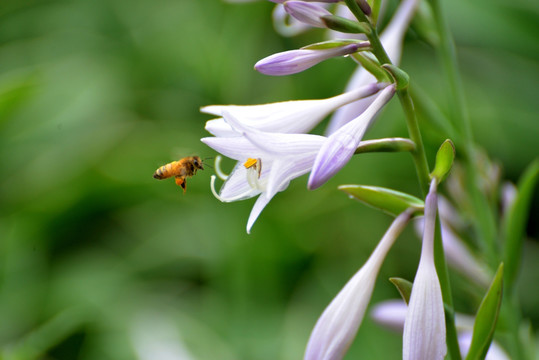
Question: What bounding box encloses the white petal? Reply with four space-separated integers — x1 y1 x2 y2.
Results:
204 118 239 137
204 83 384 134
219 162 262 201
403 188 446 360
201 136 265 161
265 155 316 200
370 299 408 332
305 211 412 360
246 193 274 234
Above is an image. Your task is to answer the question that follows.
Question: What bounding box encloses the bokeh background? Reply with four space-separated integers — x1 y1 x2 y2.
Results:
0 0 537 359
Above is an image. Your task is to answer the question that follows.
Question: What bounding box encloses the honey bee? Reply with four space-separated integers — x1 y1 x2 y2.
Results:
153 156 204 193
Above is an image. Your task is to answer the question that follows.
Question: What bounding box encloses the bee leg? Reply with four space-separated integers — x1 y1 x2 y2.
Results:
175 176 187 193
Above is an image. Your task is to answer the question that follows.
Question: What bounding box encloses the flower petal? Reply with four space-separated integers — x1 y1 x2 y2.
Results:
201 136 265 161
246 192 274 234
304 210 412 360
202 83 386 135
308 85 395 189
403 186 447 360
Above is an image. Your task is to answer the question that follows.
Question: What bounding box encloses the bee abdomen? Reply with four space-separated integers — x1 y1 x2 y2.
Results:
153 163 175 179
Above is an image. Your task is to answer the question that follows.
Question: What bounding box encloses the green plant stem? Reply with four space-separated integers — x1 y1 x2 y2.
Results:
344 2 462 357
427 0 498 264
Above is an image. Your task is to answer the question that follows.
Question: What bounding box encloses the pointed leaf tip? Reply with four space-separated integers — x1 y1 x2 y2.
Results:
431 139 455 183
465 263 504 360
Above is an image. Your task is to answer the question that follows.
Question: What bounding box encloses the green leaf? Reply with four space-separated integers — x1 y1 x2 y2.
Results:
301 40 363 50
465 263 504 360
389 277 412 304
338 185 424 216
430 139 455 183
320 15 371 34
502 159 539 294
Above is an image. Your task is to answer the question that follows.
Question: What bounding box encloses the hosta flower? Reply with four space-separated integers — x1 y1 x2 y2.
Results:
308 84 396 189
414 196 491 287
326 0 420 134
202 111 326 233
304 210 413 360
255 42 368 76
371 300 510 360
402 181 447 360
202 82 386 137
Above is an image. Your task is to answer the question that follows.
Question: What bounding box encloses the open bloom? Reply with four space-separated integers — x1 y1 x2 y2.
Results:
326 0 420 134
308 84 396 189
255 42 368 76
202 82 386 137
201 111 326 233
403 181 447 360
305 210 413 360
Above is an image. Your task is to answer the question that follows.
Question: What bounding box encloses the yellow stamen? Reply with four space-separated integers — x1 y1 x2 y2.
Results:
244 158 258 169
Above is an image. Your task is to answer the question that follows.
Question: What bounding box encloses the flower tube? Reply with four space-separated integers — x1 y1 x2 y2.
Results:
402 181 447 360
304 210 413 360
202 82 387 137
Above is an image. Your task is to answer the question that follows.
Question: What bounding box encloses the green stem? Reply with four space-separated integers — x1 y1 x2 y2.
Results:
428 0 498 263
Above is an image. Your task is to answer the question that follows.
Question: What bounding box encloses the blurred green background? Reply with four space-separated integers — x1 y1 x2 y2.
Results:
0 0 537 359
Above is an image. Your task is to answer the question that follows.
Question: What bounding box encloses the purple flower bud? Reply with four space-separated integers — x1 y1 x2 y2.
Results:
255 43 364 76
308 85 395 189
284 1 332 28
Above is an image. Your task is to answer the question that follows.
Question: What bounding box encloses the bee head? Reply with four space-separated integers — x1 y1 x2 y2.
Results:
193 156 204 170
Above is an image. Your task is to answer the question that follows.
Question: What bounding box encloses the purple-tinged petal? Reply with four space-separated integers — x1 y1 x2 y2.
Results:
255 43 364 76
219 162 264 201
305 210 412 360
308 85 396 189
265 155 316 200
284 1 332 28
403 182 446 360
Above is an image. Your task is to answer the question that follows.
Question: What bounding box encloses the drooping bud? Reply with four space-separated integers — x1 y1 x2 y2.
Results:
255 43 366 76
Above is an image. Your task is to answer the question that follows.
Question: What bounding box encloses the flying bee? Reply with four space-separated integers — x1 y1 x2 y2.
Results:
153 156 204 193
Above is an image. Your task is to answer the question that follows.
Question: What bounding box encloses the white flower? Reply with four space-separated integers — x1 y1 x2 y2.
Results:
202 83 386 137
304 210 412 360
201 111 325 233
325 0 420 134
403 181 447 360
371 300 510 360
414 196 491 287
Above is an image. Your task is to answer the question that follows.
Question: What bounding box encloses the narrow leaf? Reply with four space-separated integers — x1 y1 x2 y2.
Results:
339 185 424 217
465 263 504 360
301 39 362 50
502 159 539 294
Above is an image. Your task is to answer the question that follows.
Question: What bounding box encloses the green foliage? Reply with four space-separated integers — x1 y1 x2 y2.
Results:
465 263 504 360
